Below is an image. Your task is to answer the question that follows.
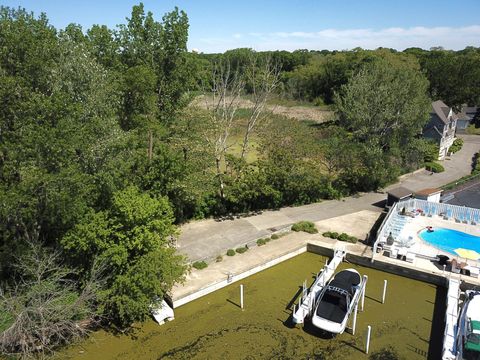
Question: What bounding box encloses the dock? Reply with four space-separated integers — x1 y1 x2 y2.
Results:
442 278 460 360
292 248 346 324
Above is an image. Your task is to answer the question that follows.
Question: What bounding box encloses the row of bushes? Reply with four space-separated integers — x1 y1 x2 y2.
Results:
193 233 287 270
322 231 358 243
448 138 464 154
425 161 445 173
256 232 284 246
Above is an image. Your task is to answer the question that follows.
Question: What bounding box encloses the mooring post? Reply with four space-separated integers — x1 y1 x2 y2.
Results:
352 303 358 335
240 284 244 310
382 280 388 304
365 325 372 354
361 275 368 311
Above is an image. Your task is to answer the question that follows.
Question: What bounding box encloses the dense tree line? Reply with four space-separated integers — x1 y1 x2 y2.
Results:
200 46 480 108
0 3 453 356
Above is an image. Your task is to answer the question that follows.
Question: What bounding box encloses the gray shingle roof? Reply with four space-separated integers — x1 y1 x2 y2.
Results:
387 187 413 199
431 100 451 125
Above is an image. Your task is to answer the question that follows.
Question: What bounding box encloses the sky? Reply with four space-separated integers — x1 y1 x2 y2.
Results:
3 0 480 53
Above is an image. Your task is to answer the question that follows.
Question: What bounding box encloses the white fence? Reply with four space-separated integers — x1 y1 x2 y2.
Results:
373 198 480 256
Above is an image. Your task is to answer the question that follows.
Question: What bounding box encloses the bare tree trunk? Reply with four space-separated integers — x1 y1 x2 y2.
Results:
240 55 281 160
201 59 244 200
215 156 225 198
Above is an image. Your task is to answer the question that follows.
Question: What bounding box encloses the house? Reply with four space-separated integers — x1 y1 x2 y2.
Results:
423 100 457 160
386 187 413 207
414 188 442 203
456 105 478 132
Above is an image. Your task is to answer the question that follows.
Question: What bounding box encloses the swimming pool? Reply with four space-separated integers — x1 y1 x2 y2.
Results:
419 228 480 255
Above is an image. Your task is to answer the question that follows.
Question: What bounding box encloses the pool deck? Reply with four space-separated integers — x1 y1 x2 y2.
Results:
395 213 480 261
172 210 480 308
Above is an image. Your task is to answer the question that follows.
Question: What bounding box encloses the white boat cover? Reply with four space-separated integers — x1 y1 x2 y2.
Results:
151 300 175 325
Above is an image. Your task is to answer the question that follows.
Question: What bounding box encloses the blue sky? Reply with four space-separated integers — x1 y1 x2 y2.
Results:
3 0 480 53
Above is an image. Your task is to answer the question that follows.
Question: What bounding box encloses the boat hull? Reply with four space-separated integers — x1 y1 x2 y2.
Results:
311 268 362 335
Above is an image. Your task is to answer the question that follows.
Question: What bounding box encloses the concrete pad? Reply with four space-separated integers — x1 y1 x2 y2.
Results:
245 211 293 231
315 210 381 240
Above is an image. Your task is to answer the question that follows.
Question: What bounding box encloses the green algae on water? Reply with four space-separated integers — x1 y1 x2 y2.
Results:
60 252 444 360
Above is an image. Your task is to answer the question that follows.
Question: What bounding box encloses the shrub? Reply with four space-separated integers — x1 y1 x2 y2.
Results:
226 249 235 256
216 255 223 262
192 261 208 270
472 152 480 174
291 221 318 234
257 238 267 246
323 231 357 243
448 138 464 154
236 246 248 254
425 161 444 173
338 233 349 242
271 234 280 240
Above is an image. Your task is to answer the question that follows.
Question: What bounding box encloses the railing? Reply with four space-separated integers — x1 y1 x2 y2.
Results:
372 198 480 261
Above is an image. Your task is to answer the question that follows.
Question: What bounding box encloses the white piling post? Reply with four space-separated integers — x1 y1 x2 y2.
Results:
361 275 368 311
240 284 244 310
352 303 358 335
365 325 372 354
382 280 388 304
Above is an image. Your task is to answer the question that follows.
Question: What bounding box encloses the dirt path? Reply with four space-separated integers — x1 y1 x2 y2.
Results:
192 95 333 123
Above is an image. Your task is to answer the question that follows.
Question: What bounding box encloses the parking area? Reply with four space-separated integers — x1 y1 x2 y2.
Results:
444 179 480 208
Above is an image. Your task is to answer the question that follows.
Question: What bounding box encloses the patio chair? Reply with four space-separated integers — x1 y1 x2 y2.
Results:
406 252 416 263
450 259 461 274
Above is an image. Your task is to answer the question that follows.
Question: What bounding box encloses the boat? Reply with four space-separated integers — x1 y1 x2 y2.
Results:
457 290 480 360
311 268 363 334
151 299 175 325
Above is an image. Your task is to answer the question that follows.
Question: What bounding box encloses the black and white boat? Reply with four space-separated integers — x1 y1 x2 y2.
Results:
311 269 363 334
457 290 480 360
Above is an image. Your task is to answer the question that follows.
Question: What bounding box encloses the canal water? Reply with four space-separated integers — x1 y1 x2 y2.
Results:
61 252 444 359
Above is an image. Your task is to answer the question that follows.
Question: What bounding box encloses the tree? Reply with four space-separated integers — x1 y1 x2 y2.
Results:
0 239 103 357
240 54 281 159
334 59 430 150
421 49 480 108
201 59 245 199
61 186 186 327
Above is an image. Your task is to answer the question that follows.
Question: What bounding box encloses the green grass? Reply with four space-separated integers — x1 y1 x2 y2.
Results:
442 172 480 190
466 124 480 135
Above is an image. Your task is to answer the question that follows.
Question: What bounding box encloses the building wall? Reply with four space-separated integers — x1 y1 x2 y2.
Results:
426 193 441 203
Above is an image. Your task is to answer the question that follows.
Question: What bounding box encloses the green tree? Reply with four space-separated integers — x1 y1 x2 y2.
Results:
334 59 430 150
62 186 186 326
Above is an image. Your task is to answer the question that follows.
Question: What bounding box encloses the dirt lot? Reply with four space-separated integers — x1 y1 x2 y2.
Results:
192 95 333 123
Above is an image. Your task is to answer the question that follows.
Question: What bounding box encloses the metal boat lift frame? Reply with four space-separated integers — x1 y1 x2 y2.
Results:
292 248 368 332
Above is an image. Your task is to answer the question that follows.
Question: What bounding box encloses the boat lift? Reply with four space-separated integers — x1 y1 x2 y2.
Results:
292 249 368 327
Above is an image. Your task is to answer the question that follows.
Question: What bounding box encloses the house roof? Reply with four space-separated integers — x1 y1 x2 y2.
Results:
387 187 413 199
431 100 452 125
415 188 442 196
457 105 478 121
463 106 478 114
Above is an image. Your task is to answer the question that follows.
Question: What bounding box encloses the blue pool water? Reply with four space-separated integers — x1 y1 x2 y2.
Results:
419 228 480 255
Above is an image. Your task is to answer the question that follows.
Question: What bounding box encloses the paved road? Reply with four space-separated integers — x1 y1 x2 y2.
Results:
178 134 480 261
